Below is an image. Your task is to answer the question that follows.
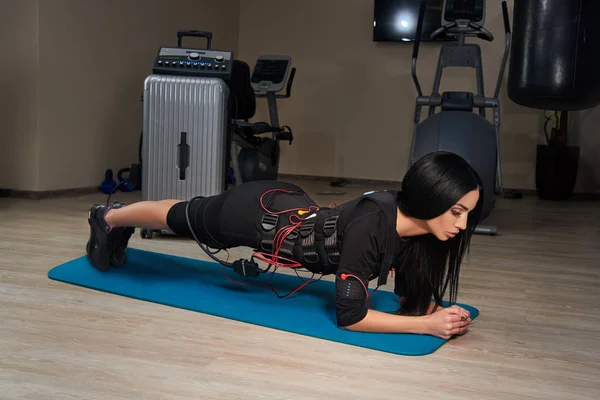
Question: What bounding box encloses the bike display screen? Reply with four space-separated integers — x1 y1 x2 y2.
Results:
444 0 484 22
251 60 289 84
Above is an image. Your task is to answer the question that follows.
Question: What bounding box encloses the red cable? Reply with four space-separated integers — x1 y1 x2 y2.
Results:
259 189 319 216
229 189 376 301
252 188 321 269
221 188 325 297
341 273 374 309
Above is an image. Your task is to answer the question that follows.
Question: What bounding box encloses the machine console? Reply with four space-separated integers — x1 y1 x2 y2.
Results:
442 0 485 25
152 46 233 81
251 56 292 93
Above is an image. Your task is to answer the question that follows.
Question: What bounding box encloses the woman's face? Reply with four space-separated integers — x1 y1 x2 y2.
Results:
426 188 480 241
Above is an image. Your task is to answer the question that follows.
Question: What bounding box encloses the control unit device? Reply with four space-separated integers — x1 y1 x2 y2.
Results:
151 47 233 81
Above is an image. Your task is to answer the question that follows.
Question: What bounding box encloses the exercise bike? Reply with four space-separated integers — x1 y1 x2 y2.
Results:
230 56 296 185
408 0 511 235
130 53 296 194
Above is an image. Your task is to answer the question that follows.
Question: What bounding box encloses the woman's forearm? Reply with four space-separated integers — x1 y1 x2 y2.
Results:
342 309 429 334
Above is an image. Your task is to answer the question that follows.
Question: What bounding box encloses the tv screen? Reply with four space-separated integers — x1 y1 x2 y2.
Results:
373 0 454 42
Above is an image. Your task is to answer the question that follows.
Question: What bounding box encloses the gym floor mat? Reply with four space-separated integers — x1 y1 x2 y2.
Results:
48 248 479 356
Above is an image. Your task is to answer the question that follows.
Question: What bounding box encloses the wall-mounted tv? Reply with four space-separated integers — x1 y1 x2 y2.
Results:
373 0 455 42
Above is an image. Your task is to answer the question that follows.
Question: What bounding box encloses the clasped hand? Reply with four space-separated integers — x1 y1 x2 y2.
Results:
425 305 472 340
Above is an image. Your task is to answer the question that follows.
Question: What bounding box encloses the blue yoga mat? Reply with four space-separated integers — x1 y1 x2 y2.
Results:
48 248 479 356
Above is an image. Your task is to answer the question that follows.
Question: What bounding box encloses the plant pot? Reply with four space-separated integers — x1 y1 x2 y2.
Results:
535 144 580 200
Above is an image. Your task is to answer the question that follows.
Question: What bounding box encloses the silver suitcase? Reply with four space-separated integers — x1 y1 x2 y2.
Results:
141 74 229 202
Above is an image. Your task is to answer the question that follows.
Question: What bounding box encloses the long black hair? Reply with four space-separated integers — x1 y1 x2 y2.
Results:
394 151 483 316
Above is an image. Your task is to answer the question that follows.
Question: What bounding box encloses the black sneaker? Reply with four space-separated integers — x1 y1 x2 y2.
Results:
108 226 135 266
86 204 112 271
107 203 135 266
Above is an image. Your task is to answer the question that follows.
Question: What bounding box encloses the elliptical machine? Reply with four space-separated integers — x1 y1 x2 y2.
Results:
408 0 511 235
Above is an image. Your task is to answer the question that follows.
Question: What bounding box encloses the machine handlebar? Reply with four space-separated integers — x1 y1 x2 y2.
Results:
412 1 427 61
493 1 511 98
502 1 511 34
279 67 296 98
411 0 427 97
432 21 494 41
256 67 297 99
470 23 494 41
430 23 453 40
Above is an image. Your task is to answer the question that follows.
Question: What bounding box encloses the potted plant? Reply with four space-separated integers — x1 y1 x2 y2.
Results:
535 110 580 200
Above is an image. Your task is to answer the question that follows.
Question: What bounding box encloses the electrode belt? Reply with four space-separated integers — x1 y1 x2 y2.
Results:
259 213 341 266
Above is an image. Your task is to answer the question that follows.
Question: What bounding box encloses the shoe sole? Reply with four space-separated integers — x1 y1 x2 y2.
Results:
107 202 129 267
86 206 111 271
110 227 135 266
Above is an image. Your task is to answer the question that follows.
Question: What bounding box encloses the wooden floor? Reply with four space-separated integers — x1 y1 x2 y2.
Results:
1 178 599 399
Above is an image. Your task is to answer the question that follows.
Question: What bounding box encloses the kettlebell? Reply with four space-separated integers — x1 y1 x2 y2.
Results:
118 168 135 192
100 169 117 194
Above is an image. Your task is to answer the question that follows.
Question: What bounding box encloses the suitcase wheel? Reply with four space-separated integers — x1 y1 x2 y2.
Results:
141 228 153 239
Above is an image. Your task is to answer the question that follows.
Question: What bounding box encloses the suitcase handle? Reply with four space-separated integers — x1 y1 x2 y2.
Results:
177 30 212 49
177 132 190 180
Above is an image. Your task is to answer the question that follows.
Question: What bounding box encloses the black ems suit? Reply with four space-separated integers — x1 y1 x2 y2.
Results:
166 180 411 327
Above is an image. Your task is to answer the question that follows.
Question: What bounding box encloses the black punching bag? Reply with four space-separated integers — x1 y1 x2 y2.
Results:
507 0 600 111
